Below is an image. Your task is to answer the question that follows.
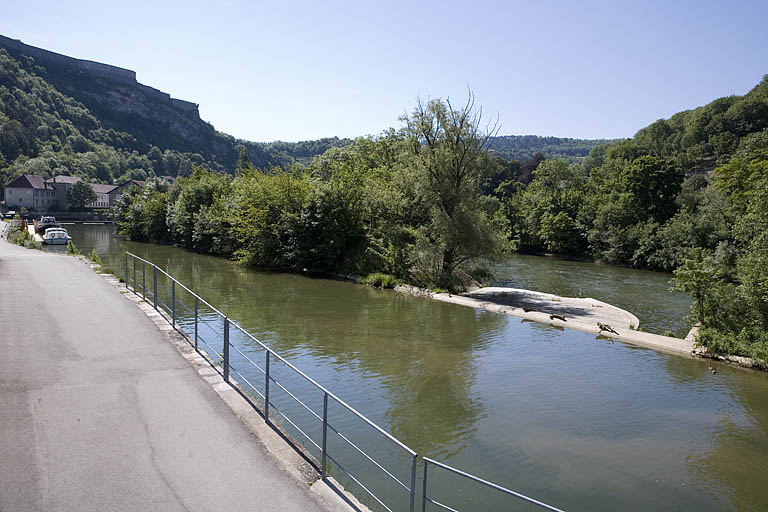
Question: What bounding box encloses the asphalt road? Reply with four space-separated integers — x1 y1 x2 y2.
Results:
0 238 338 511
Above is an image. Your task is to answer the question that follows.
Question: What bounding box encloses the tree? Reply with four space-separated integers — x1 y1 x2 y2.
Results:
236 145 252 171
621 155 682 223
67 180 97 210
403 93 503 289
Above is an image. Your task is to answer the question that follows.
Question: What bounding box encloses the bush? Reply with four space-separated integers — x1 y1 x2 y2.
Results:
23 238 43 250
89 249 103 266
362 272 397 288
67 240 79 255
9 227 41 249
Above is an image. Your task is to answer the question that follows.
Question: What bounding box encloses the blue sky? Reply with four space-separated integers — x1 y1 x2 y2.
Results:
1 0 766 142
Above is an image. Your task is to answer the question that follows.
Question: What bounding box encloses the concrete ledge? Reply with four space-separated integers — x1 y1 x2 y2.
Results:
398 284 694 356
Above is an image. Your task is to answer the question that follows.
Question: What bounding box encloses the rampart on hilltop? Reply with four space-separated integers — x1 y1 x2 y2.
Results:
0 34 200 114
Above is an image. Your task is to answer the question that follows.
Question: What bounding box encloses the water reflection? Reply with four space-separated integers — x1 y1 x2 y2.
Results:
686 365 768 511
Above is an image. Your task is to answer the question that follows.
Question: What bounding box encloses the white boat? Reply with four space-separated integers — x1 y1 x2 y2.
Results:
42 227 72 245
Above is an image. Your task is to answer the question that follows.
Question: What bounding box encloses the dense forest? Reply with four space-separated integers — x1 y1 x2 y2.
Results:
487 135 614 163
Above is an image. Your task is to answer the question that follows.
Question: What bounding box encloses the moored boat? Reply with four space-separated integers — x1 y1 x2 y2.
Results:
42 227 72 245
35 216 60 234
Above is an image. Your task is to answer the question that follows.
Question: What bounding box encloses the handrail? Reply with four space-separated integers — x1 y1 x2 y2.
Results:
125 251 418 511
422 457 566 512
126 251 416 456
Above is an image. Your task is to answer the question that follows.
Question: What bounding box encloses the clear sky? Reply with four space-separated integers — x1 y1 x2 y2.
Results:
1 0 767 142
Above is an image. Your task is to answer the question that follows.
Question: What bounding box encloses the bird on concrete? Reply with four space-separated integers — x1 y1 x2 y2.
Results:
597 322 619 335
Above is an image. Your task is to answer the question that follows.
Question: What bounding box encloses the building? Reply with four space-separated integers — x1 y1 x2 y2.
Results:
4 174 122 211
4 174 56 211
88 183 117 209
108 180 147 207
46 175 81 210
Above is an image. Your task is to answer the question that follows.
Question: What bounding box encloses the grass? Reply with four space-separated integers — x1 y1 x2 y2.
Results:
361 272 398 289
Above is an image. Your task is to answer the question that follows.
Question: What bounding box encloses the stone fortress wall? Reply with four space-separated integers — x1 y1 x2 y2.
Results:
0 34 199 114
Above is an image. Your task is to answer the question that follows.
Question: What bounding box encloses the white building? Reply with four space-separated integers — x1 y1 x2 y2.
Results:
4 174 56 210
89 183 117 208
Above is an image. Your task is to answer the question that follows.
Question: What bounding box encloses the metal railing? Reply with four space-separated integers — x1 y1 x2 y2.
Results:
421 458 566 512
125 252 418 512
123 251 566 512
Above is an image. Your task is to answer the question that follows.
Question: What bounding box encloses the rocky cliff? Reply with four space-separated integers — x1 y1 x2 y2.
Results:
0 34 232 164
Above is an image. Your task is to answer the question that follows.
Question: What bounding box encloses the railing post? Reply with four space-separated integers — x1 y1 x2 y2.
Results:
322 392 328 480
264 351 270 423
142 261 146 300
124 253 128 289
422 459 429 512
223 317 229 382
171 280 176 328
132 257 136 293
194 296 198 350
410 454 418 512
153 266 158 310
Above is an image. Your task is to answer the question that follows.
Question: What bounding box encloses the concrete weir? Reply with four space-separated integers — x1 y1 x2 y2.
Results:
426 286 695 356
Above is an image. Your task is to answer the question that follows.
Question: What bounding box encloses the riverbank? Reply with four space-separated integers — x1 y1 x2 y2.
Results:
0 238 355 512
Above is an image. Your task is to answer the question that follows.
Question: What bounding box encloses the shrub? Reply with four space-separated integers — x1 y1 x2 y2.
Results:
23 238 43 250
89 249 103 266
67 240 79 255
362 272 397 288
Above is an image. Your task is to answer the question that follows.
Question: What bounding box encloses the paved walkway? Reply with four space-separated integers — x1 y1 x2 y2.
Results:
0 238 344 511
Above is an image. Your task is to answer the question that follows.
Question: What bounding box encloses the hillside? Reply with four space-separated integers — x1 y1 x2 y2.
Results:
0 35 354 187
487 135 615 162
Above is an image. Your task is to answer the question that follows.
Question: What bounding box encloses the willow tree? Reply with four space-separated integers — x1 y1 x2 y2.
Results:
403 93 503 289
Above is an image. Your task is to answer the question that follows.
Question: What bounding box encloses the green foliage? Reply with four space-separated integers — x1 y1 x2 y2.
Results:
67 180 97 209
9 226 41 249
112 97 505 291
481 76 768 360
402 95 504 288
89 249 102 265
0 48 211 194
24 237 43 250
362 273 398 288
487 135 614 163
66 239 79 255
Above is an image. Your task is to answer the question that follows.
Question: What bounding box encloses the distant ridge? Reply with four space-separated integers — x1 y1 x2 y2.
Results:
487 134 617 163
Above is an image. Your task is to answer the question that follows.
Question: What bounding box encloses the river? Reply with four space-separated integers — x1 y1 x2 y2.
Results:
62 224 768 511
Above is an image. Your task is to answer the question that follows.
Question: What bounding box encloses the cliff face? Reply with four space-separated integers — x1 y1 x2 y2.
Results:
0 34 230 162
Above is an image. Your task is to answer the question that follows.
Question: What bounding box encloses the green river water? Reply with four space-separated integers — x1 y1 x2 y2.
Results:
60 224 768 511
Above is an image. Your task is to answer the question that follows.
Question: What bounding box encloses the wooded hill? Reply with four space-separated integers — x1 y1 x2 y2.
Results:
0 37 356 189
487 135 614 162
